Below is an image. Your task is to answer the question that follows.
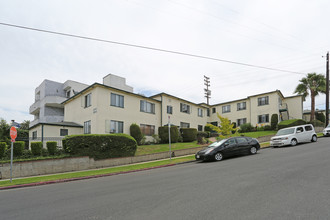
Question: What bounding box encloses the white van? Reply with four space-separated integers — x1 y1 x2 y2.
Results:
270 124 317 147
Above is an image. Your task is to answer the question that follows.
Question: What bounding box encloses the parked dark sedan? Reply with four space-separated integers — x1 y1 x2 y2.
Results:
195 137 260 161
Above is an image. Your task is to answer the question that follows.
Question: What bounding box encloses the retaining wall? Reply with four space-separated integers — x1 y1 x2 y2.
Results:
0 147 204 180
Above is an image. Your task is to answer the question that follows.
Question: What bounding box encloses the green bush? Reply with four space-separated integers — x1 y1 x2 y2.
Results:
204 124 214 132
0 142 6 158
47 141 57 155
130 123 143 145
158 126 179 143
264 125 272 131
180 128 197 142
271 114 278 130
31 142 43 156
238 123 253 133
197 132 209 144
21 149 33 159
309 119 325 127
277 119 307 130
315 112 326 123
13 141 25 157
62 134 137 160
42 148 49 157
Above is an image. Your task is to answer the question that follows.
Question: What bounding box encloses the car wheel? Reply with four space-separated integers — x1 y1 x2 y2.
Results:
214 152 223 161
311 135 317 142
250 146 257 154
291 138 297 146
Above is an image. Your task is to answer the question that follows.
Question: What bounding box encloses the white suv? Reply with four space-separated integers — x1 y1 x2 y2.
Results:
270 124 317 147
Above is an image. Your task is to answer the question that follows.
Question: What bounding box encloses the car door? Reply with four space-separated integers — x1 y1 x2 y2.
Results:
222 139 237 156
295 126 306 142
235 137 250 154
304 125 314 141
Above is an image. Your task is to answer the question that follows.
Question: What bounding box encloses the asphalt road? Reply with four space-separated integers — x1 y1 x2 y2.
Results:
1 138 330 220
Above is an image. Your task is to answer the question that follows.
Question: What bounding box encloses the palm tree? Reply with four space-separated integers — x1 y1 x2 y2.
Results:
294 73 326 121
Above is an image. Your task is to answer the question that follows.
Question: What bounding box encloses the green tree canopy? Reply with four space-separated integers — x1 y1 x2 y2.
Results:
294 73 326 121
206 113 238 138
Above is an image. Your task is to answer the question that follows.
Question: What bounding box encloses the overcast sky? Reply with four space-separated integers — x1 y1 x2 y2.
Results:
1 0 329 123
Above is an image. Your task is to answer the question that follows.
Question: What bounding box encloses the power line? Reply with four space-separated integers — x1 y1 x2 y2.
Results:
0 22 306 75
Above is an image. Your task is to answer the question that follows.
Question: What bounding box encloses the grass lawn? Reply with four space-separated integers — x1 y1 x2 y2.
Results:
135 142 201 156
0 155 195 187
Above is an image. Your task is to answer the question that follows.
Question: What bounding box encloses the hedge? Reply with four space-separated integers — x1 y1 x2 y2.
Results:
130 123 143 145
0 142 6 158
238 123 254 133
309 119 325 127
31 142 43 156
197 131 209 144
180 128 197 142
47 141 57 155
277 119 307 130
13 141 25 157
271 114 278 130
158 126 179 143
62 134 137 160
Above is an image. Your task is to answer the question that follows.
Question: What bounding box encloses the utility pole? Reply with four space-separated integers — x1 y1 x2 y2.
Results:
326 52 329 126
204 75 211 105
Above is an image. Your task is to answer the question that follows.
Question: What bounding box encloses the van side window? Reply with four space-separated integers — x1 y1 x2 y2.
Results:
305 125 313 131
297 127 304 133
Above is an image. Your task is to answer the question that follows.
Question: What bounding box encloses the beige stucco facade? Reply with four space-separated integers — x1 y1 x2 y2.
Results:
29 79 304 141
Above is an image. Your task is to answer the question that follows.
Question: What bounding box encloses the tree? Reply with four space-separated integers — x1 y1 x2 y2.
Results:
206 113 238 138
20 120 30 130
271 114 278 130
0 118 10 142
294 73 326 121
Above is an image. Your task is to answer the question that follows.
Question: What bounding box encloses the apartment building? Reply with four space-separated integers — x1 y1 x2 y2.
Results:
29 74 303 145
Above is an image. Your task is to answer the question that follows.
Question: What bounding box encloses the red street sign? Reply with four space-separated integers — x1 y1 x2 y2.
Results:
10 126 17 142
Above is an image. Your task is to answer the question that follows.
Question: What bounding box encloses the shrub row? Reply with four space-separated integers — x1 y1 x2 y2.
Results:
158 126 179 143
0 142 6 158
277 119 307 130
180 128 197 142
62 134 137 160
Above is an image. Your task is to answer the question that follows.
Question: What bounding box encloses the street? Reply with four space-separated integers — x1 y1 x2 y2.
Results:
1 138 330 220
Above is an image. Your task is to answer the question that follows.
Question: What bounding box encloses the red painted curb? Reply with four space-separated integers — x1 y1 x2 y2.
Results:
0 163 177 190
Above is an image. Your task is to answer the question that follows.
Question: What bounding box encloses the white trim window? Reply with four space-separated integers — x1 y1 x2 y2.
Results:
258 96 269 106
140 100 155 114
258 114 269 123
237 102 246 111
222 105 231 113
180 122 190 128
198 108 203 117
237 118 247 126
111 93 124 108
84 93 91 108
110 120 123 133
180 103 190 114
140 124 155 136
84 120 91 134
167 105 173 114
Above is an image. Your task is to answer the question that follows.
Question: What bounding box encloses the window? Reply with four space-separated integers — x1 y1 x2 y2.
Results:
211 121 218 126
198 108 203 117
84 93 91 108
305 125 313 131
60 129 68 136
198 125 203 131
212 108 216 113
32 131 37 140
84 120 91 134
258 114 269 123
236 137 248 144
222 105 231 113
111 93 124 108
110 120 123 133
66 90 70 98
296 127 304 133
140 124 155 136
180 122 190 128
258 96 269 106
167 105 173 114
237 118 247 126
140 100 155 114
207 109 210 117
237 102 246 111
180 103 190 114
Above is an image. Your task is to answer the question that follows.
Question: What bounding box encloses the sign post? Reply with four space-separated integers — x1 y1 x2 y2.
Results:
168 116 171 161
10 126 17 183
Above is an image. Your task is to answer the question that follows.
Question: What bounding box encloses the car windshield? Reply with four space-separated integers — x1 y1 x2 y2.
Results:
276 128 295 136
327 124 330 128
207 139 227 148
